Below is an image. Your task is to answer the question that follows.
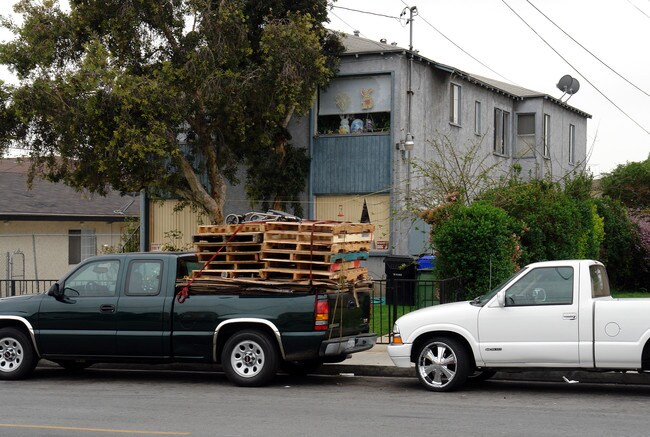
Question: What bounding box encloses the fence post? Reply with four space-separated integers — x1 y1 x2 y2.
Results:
10 280 16 297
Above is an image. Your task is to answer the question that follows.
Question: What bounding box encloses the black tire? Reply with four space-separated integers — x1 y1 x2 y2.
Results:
221 330 278 387
280 359 322 376
415 336 470 392
0 327 37 380
467 369 497 383
53 360 94 371
225 214 240 225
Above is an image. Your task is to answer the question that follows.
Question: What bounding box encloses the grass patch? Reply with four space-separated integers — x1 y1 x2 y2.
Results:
612 291 650 298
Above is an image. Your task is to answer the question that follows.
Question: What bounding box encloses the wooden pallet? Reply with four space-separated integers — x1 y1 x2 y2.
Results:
196 251 261 262
264 259 361 272
260 250 368 264
264 221 374 235
197 223 265 234
263 230 372 244
192 268 264 279
262 240 372 254
260 267 368 281
193 232 263 244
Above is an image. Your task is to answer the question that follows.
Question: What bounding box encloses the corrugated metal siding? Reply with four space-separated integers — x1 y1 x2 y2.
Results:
312 134 391 194
149 201 208 251
314 194 391 249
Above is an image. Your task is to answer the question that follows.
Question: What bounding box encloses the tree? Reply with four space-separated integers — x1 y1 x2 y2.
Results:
600 154 650 209
0 0 342 223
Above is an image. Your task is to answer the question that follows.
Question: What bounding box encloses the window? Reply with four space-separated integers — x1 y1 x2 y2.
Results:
543 114 551 157
450 83 461 125
568 124 576 164
126 260 162 296
516 113 535 157
317 74 391 135
590 265 611 298
493 108 510 155
64 260 119 297
69 229 97 265
505 267 574 306
474 101 481 135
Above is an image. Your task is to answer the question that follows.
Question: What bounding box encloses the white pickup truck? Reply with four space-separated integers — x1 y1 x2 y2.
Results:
387 260 650 391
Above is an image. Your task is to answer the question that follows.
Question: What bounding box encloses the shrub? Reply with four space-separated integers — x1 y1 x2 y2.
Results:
431 202 522 299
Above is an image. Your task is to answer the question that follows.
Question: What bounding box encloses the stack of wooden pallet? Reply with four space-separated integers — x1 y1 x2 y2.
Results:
190 221 374 286
192 223 265 279
261 221 374 282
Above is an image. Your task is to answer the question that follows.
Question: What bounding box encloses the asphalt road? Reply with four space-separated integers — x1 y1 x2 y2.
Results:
1 366 650 436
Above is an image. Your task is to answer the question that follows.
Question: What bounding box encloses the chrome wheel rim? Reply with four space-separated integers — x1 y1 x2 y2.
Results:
417 341 457 388
0 336 24 373
230 339 265 378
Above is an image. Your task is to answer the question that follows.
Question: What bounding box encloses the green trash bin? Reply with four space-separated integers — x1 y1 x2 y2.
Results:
416 255 437 308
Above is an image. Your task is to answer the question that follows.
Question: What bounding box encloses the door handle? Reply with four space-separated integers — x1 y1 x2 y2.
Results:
100 304 116 313
563 313 577 320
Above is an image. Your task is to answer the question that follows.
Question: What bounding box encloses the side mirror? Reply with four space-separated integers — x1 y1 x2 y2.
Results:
47 283 61 297
496 290 506 307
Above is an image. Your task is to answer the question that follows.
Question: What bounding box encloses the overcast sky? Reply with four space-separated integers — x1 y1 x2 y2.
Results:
1 1 648 175
327 0 650 175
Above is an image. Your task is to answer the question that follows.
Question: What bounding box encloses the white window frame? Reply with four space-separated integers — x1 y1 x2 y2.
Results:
474 101 481 135
494 108 510 156
569 124 576 164
543 114 551 158
450 83 461 126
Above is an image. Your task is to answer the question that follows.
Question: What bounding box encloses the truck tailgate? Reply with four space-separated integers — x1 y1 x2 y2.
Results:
326 289 371 338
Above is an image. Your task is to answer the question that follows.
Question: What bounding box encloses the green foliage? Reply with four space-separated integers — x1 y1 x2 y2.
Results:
600 154 650 208
100 217 140 253
479 179 586 265
593 197 638 288
160 230 193 252
0 0 341 222
431 202 523 299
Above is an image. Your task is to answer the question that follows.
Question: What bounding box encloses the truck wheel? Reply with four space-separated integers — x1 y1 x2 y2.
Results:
221 330 278 387
415 337 470 392
0 328 37 380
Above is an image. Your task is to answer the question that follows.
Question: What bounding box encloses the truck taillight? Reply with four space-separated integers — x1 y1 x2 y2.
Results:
314 300 329 331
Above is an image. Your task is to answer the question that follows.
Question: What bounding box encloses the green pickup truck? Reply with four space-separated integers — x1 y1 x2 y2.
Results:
0 253 376 386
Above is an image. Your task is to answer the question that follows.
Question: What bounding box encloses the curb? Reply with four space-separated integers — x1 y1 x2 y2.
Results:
38 360 650 385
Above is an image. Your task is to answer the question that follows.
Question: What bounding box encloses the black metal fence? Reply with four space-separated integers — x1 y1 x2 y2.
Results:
370 277 465 343
0 279 58 298
0 277 464 345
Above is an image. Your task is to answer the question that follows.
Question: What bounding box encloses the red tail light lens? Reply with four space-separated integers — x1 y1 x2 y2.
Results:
314 300 329 331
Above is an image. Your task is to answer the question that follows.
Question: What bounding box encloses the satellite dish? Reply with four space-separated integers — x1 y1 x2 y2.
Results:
556 75 573 93
556 74 580 101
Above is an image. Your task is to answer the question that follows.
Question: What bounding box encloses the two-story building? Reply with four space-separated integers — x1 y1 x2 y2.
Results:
306 33 590 276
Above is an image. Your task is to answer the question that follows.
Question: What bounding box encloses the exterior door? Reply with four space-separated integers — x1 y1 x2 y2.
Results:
115 259 168 357
478 266 579 366
37 259 120 356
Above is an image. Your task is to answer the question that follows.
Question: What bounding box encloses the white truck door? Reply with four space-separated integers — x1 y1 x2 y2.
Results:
478 266 579 366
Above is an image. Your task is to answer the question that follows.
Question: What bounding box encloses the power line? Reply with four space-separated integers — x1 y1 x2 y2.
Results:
527 0 650 97
398 0 516 84
330 5 407 22
624 0 650 19
501 0 650 136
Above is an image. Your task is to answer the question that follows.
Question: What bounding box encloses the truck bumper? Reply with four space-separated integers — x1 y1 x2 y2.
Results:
387 343 412 367
319 333 377 357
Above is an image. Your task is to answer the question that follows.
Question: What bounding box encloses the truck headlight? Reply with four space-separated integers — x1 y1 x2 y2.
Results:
391 324 403 345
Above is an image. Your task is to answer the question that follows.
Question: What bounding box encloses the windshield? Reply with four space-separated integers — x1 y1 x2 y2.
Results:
470 268 528 306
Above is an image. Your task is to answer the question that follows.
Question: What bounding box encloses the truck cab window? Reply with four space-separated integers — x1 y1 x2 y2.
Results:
126 260 163 296
65 260 119 297
505 267 574 306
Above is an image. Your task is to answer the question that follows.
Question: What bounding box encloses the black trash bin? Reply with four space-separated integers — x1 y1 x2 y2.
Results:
384 255 416 306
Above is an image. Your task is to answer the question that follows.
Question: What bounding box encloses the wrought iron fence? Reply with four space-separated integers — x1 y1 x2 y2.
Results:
0 277 464 345
0 279 58 298
369 277 465 343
